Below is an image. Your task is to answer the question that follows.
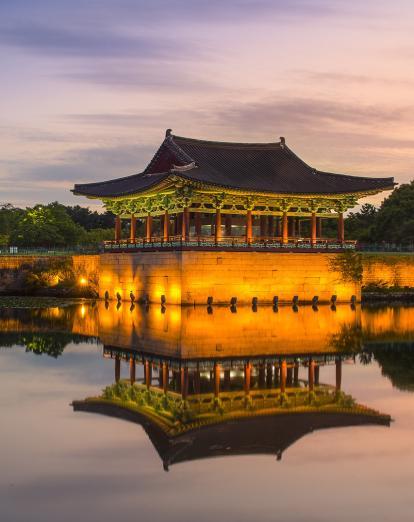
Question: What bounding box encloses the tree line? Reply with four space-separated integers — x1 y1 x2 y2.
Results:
0 182 412 247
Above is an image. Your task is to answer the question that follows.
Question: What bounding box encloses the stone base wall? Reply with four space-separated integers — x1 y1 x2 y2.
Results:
98 251 360 304
362 253 414 288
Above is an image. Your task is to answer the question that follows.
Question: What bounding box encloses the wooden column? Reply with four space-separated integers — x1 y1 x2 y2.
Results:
145 214 152 241
145 360 151 389
260 215 267 238
182 208 189 241
181 367 188 400
280 360 287 393
225 215 232 236
266 363 273 388
336 357 342 391
215 208 222 243
316 217 322 238
224 369 231 390
308 358 315 391
115 355 120 383
244 362 251 395
314 365 320 386
130 215 136 242
293 361 299 385
195 212 202 237
246 210 253 244
174 213 182 235
282 212 288 244
129 357 136 384
214 362 221 398
162 362 169 393
311 212 317 245
338 213 345 243
115 216 121 242
163 210 169 241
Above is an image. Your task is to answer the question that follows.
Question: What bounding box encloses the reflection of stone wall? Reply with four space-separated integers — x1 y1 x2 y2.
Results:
362 253 414 288
98 251 360 304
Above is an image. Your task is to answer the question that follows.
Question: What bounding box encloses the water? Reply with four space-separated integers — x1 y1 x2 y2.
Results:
1 301 414 522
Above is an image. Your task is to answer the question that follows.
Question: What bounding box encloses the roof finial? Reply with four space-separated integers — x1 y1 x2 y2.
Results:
280 136 286 148
165 128 172 138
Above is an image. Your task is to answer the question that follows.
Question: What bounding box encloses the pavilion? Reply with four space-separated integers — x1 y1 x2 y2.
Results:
73 130 394 250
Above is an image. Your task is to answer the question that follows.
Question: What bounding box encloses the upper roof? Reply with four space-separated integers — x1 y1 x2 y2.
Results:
72 131 395 198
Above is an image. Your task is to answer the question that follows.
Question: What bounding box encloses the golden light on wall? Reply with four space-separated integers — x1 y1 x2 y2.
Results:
79 277 88 286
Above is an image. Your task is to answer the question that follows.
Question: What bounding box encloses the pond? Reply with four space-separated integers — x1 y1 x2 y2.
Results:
1 301 414 522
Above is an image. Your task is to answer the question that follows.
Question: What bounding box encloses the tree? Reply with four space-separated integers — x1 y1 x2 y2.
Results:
345 204 378 241
14 202 85 247
0 203 25 245
65 205 114 230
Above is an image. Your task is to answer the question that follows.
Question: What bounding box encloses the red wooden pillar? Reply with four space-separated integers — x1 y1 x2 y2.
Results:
293 361 299 385
181 367 188 400
182 208 189 241
311 212 317 245
115 355 120 383
336 357 342 391
246 210 253 244
308 358 315 391
163 210 169 241
214 362 221 398
145 360 151 389
244 362 251 395
338 213 345 243
129 357 136 384
282 212 288 244
195 212 202 237
280 360 287 393
314 364 320 385
115 216 121 242
130 215 136 242
162 362 169 393
145 214 152 241
225 215 232 236
215 208 222 243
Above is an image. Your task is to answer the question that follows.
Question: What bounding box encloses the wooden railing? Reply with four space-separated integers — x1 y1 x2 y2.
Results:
104 235 356 251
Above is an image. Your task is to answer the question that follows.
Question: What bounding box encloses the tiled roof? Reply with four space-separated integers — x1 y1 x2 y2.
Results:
72 132 395 197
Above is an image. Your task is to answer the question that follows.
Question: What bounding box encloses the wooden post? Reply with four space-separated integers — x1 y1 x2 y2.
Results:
294 361 299 385
225 215 232 236
314 365 320 385
266 363 273 388
115 216 121 242
130 215 136 242
195 212 202 237
162 362 168 393
336 357 342 391
338 213 345 243
129 357 136 384
145 360 151 389
181 367 188 400
316 217 322 238
214 362 221 397
215 208 222 243
163 210 169 241
260 215 267 238
146 214 152 241
311 212 317 245
308 358 315 391
280 360 287 393
182 208 189 241
115 355 120 383
224 369 231 390
246 210 253 244
282 212 288 244
244 362 251 395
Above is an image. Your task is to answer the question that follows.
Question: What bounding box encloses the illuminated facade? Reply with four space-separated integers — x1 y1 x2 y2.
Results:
73 130 394 251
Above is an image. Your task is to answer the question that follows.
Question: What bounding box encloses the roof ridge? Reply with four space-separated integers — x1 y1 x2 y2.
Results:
172 134 282 148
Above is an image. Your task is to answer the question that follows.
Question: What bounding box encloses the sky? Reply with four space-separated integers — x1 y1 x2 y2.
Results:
1 0 414 210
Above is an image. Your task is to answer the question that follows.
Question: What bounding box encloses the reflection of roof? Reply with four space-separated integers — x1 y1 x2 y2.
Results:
72 400 390 471
73 133 395 198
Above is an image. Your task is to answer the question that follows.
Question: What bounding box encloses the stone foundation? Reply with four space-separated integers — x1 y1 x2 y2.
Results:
98 251 360 304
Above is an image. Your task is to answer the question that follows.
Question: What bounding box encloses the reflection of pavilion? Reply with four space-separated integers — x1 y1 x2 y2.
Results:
71 302 391 470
